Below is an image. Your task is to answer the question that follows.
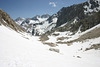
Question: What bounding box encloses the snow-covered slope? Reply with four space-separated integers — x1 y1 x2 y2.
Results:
0 23 100 67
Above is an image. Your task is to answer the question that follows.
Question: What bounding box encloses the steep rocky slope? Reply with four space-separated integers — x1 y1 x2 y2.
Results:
0 9 25 32
56 10 100 33
55 0 100 32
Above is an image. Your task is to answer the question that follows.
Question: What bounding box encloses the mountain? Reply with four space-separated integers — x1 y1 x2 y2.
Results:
14 0 100 49
39 7 100 53
56 10 100 33
56 0 100 27
39 0 100 48
55 0 100 32
15 14 53 35
33 14 57 35
15 0 100 36
39 0 100 34
0 9 25 32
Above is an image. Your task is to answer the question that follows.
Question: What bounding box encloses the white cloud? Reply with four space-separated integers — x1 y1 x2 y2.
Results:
49 2 56 7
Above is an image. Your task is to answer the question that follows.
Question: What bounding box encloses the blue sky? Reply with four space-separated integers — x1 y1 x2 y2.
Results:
0 0 87 19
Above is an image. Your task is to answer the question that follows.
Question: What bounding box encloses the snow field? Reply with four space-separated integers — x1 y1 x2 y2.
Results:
0 25 100 67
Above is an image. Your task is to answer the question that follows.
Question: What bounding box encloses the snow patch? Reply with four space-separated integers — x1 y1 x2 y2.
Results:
84 0 100 15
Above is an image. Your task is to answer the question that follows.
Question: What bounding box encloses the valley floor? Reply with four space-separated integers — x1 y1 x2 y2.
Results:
0 25 100 67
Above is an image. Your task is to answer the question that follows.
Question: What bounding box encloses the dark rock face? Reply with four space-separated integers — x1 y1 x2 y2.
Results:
0 9 25 32
50 0 99 27
56 4 84 27
71 11 100 32
56 11 100 33
55 2 90 27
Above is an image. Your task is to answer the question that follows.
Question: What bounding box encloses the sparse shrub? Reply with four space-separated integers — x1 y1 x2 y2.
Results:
40 34 49 41
52 33 59 36
43 42 57 47
85 44 100 51
49 48 60 53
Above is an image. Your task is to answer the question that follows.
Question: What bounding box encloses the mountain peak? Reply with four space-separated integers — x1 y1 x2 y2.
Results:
41 14 50 18
15 17 25 21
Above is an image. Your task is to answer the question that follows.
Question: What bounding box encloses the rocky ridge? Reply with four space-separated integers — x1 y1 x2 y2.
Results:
0 9 25 32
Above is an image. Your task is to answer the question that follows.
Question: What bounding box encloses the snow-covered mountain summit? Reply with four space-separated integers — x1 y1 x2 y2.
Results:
15 14 50 25
15 17 25 25
15 14 58 35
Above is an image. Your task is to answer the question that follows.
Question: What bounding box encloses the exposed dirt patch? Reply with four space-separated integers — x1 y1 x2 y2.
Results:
43 42 57 47
49 48 60 53
85 44 100 51
77 27 100 41
39 34 49 41
52 33 60 36
66 26 100 43
57 37 69 41
56 41 72 46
